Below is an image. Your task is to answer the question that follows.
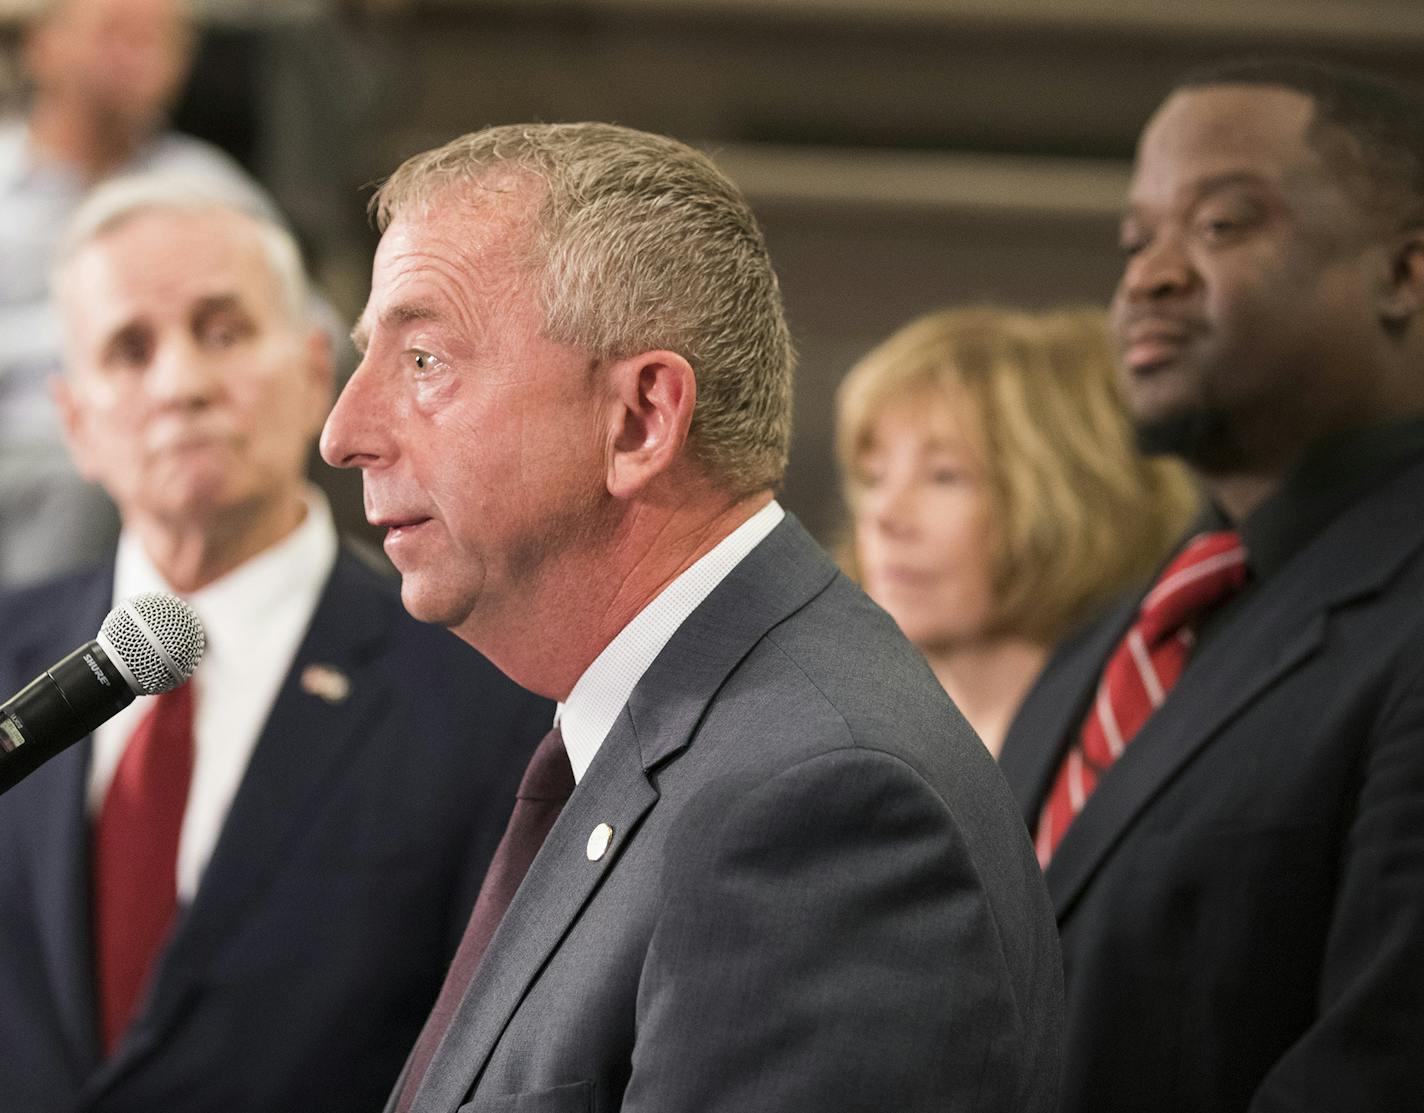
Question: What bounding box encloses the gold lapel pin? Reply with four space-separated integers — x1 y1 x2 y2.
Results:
586 823 614 861
300 663 351 705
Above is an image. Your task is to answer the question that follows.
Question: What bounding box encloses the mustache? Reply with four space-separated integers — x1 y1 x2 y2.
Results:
1113 307 1203 335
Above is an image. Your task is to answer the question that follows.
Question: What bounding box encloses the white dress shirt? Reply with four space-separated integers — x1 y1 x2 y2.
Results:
557 500 785 783
89 489 338 902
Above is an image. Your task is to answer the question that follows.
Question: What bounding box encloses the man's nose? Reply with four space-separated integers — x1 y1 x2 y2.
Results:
147 339 216 406
320 354 389 470
1118 232 1195 302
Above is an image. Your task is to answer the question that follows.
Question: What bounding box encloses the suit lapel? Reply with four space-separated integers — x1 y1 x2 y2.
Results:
411 717 658 1112
19 569 113 1071
413 515 839 1108
92 553 396 1087
28 742 100 1070
1044 459 1424 919
1045 599 1324 916
998 594 1136 827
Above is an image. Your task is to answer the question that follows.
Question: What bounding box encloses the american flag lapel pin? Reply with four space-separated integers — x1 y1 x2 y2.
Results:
300 663 351 705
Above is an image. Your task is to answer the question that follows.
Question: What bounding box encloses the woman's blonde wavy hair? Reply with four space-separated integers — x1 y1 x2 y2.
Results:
837 306 1201 646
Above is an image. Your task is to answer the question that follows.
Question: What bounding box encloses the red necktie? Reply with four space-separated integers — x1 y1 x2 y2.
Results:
395 727 575 1113
92 681 195 1056
1036 532 1247 866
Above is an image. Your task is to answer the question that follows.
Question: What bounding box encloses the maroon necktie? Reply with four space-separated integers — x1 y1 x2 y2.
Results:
395 727 575 1113
92 681 195 1055
1036 532 1247 866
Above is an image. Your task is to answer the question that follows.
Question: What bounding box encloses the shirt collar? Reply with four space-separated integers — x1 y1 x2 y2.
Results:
557 499 785 782
1236 416 1424 580
0 117 86 194
113 487 339 654
0 120 28 191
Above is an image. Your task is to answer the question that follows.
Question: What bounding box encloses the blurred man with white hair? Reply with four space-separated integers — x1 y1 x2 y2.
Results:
0 177 550 1113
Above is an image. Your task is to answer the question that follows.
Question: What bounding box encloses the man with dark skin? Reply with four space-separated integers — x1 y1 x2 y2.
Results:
1000 59 1424 1111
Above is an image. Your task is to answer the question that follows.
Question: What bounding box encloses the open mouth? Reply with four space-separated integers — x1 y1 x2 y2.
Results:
374 516 433 544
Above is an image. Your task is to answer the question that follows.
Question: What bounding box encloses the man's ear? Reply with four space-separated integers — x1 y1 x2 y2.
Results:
604 350 697 500
1379 229 1424 330
50 375 102 484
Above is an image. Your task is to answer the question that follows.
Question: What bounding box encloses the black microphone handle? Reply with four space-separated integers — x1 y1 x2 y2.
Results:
0 642 136 795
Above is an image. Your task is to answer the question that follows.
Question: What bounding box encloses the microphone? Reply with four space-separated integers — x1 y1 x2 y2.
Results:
0 592 206 795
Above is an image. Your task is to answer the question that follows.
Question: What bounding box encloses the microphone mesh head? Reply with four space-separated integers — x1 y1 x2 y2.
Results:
99 591 207 695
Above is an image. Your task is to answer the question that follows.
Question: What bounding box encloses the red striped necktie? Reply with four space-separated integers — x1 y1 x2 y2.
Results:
92 681 195 1055
1036 531 1247 867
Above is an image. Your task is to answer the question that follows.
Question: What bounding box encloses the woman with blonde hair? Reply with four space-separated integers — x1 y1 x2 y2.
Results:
838 306 1199 757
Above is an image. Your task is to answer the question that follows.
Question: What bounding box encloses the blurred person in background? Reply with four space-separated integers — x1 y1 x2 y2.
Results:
0 0 285 587
838 306 1199 756
999 59 1424 1111
0 177 550 1113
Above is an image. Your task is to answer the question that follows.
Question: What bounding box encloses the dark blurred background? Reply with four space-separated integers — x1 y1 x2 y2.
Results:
4 0 1422 545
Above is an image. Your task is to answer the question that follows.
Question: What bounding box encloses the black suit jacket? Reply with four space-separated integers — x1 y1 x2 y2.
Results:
999 453 1424 1112
0 549 552 1113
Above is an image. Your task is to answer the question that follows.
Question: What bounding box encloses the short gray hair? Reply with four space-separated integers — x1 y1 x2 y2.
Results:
53 173 310 326
372 122 795 495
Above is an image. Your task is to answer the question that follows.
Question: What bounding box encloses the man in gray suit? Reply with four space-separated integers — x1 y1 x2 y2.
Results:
320 122 1062 1112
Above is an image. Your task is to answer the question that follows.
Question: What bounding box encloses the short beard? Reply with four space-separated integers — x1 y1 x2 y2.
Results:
1134 408 1244 474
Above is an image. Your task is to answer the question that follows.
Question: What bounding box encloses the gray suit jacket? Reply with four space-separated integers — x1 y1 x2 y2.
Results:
399 515 1063 1113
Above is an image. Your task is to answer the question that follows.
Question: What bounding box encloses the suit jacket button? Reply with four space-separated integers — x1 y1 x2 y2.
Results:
587 823 614 861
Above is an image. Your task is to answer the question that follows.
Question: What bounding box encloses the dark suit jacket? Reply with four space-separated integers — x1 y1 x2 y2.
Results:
999 453 1424 1112
0 549 552 1113
400 515 1064 1113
